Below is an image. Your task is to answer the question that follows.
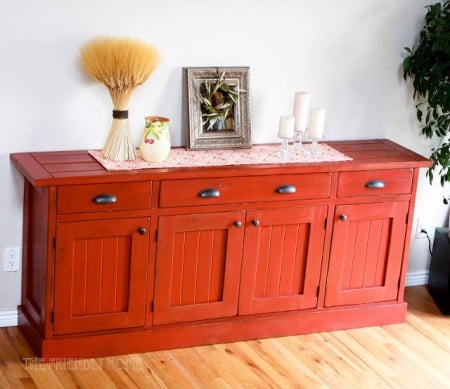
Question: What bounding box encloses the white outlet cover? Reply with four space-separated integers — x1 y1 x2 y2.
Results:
3 247 20 272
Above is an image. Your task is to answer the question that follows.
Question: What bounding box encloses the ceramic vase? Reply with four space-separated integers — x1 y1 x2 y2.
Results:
139 116 171 162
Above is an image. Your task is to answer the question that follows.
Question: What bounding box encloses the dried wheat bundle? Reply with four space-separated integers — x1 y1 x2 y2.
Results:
80 37 159 161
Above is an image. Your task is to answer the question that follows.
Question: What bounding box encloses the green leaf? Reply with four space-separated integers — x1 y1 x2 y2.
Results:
417 108 423 122
403 0 450 201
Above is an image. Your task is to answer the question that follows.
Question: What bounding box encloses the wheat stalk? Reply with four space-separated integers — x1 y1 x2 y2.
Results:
80 37 159 161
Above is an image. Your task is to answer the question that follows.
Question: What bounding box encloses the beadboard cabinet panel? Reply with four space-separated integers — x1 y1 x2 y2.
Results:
53 218 150 334
153 211 245 325
239 206 327 315
325 202 409 306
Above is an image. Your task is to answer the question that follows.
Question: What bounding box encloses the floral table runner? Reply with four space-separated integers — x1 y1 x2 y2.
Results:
89 143 352 171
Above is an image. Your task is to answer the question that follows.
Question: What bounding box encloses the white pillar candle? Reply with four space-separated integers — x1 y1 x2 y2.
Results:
278 116 295 139
293 92 310 133
308 108 326 139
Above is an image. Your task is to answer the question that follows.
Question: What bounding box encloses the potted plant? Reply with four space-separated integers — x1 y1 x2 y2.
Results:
403 0 450 200
196 72 243 131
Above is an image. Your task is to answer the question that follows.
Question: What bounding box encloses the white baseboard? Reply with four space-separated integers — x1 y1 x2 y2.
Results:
0 270 430 327
405 271 429 287
0 310 18 327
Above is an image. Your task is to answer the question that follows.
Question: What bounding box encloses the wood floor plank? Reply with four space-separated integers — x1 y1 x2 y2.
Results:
294 333 389 387
208 343 269 387
141 350 206 388
51 359 116 388
99 354 167 388
382 324 450 385
168 347 233 388
227 339 317 387
1 286 450 388
334 324 450 388
246 337 329 387
221 340 319 388
407 309 450 338
277 333 388 387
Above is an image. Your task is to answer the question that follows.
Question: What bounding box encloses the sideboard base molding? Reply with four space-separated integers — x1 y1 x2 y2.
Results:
19 302 407 362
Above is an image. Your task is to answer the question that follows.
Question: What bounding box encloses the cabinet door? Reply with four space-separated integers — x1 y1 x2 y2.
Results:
153 211 245 325
53 218 150 334
238 206 327 315
325 202 408 306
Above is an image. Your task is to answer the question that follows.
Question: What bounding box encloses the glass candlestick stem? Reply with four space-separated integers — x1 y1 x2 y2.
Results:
310 139 319 156
279 138 290 160
293 131 303 151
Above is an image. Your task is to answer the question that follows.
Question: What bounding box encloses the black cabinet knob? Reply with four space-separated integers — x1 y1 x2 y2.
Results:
252 219 260 227
138 227 147 235
339 214 348 221
234 220 242 228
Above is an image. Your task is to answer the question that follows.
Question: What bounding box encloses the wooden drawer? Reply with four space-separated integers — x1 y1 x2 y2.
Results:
159 173 331 207
57 182 152 214
337 169 413 198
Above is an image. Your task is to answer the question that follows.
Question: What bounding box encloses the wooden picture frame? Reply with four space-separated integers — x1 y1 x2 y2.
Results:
183 67 251 150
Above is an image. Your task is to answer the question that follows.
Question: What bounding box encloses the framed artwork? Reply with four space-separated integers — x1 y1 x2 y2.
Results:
183 67 251 150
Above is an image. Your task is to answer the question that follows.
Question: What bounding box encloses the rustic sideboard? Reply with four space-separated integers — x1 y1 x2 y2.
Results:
10 139 430 360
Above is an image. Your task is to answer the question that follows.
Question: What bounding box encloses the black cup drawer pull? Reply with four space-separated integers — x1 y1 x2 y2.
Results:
198 188 221 198
365 180 385 189
275 185 297 194
92 194 117 204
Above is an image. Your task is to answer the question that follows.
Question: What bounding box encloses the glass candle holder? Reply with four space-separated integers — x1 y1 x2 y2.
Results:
278 116 294 160
278 136 291 160
293 131 303 151
308 108 325 157
310 138 320 156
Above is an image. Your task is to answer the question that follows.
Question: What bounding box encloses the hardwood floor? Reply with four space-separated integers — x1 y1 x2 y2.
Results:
1 286 449 388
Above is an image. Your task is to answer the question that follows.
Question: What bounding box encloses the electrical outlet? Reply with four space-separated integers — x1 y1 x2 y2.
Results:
3 247 20 272
415 218 428 239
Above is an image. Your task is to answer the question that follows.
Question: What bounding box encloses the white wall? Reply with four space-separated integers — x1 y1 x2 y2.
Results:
0 0 442 316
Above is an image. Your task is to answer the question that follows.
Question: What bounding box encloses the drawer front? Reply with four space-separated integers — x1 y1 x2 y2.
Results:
337 169 413 198
160 173 331 207
57 182 152 214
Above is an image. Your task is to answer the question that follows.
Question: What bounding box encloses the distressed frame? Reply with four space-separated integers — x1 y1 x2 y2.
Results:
183 67 251 150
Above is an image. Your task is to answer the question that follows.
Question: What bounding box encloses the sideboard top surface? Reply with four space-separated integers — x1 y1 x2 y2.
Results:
10 139 431 187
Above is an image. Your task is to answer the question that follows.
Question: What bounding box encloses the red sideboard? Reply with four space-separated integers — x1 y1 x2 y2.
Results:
10 139 430 361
